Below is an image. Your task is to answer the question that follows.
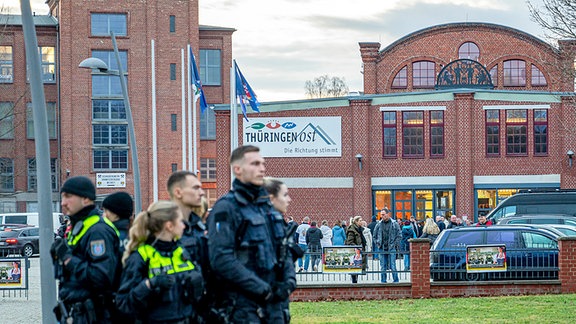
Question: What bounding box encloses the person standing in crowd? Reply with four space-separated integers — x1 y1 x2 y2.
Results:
116 200 203 323
207 145 294 323
332 221 346 246
373 208 401 283
345 216 367 283
102 191 134 255
263 176 299 323
435 215 446 232
420 217 441 245
476 214 493 226
295 216 311 272
361 220 373 257
400 220 416 271
368 215 379 260
447 215 461 229
320 220 333 249
305 221 323 272
410 216 422 238
51 176 120 323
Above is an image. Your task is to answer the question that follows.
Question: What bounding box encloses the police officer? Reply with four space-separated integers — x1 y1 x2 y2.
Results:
207 145 294 323
51 176 121 323
102 191 134 255
116 200 203 323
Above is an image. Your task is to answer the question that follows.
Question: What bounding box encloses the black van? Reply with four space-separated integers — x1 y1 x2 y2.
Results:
485 190 576 224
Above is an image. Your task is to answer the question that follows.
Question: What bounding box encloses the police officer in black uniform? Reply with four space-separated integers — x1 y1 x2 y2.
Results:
51 176 121 324
207 145 294 323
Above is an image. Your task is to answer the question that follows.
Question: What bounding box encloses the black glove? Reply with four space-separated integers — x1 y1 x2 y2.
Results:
50 238 71 262
272 282 291 302
182 270 204 302
150 274 175 290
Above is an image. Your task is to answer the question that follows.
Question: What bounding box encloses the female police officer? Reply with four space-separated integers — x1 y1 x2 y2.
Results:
115 200 203 323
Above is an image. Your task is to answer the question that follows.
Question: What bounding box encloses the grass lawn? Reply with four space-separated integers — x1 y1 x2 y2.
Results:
290 294 576 323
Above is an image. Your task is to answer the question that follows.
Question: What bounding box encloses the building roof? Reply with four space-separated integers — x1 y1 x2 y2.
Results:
199 24 236 32
0 14 58 26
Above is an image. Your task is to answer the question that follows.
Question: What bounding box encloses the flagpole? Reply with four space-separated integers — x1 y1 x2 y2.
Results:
230 64 237 186
192 50 198 175
151 39 158 201
181 48 186 170
187 44 193 171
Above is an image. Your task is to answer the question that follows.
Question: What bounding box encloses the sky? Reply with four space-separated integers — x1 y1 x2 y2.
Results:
8 0 550 102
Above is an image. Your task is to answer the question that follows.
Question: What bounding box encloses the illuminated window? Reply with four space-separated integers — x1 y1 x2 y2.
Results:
506 109 527 155
402 111 424 157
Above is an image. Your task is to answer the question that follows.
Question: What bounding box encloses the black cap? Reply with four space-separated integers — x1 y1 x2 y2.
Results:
102 192 134 219
60 176 96 200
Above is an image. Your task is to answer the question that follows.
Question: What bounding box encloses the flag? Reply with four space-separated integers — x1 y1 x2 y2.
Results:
190 47 208 113
234 60 260 121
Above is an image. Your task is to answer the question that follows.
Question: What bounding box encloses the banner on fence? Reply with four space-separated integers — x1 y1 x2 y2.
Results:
322 246 363 274
466 244 507 272
0 259 24 288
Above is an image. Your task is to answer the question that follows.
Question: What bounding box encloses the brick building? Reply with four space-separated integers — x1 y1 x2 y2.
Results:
215 22 576 224
0 0 233 213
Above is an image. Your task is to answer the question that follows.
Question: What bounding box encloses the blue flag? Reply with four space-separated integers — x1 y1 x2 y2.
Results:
234 60 260 121
190 47 208 114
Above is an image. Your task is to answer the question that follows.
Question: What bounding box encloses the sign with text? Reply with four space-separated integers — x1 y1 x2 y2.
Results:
466 244 507 272
96 173 126 188
243 117 342 157
322 246 364 274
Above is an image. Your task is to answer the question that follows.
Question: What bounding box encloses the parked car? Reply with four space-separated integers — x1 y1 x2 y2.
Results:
0 212 63 234
547 224 576 236
0 227 40 257
430 226 559 281
493 223 567 238
497 214 576 226
0 224 31 232
485 190 576 224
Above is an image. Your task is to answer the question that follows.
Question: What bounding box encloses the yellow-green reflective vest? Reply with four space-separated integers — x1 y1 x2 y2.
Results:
67 214 120 247
137 244 195 278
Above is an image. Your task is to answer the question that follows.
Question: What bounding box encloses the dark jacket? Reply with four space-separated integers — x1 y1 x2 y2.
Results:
207 179 295 323
56 205 120 319
116 239 201 323
401 225 416 251
345 223 367 271
420 232 439 245
112 218 130 256
305 226 323 251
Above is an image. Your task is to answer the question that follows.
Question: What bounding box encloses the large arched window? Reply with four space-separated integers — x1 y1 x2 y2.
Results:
412 61 435 88
458 42 480 61
531 64 547 86
392 66 407 88
503 60 526 86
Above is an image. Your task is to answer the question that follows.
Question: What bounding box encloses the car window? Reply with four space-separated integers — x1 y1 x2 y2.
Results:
556 227 576 236
486 230 519 248
522 232 557 249
502 206 517 217
563 219 576 226
507 219 528 224
5 216 27 224
532 218 561 224
442 231 483 248
30 228 39 236
19 230 28 237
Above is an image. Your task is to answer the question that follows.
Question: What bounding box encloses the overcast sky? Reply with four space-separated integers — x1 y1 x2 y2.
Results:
9 0 549 102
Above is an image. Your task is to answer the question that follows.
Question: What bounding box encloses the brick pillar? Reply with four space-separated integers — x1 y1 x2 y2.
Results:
410 238 431 298
559 237 576 293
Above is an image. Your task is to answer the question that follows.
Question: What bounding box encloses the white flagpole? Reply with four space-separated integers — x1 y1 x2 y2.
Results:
181 49 186 170
192 50 198 175
151 39 158 201
187 44 193 171
230 64 237 186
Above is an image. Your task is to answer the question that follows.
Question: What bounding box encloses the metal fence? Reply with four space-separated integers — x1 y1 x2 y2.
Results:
0 250 29 298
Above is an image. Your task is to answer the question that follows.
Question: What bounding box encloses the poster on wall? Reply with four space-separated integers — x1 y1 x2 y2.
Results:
0 259 24 288
466 245 507 272
323 246 364 274
243 117 342 157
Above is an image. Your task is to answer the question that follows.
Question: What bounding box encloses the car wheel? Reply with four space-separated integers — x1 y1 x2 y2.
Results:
22 244 34 257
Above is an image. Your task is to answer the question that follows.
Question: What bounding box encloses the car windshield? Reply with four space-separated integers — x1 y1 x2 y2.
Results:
442 231 483 248
0 231 19 238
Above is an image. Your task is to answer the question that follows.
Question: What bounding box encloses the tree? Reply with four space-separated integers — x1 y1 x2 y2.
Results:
528 0 576 40
304 75 349 99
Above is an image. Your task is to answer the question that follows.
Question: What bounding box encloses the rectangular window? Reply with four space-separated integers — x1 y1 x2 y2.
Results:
93 150 128 170
382 111 397 157
412 61 435 88
534 109 548 156
486 110 500 156
0 102 14 139
169 15 176 33
27 102 57 139
27 47 56 83
93 100 126 120
0 46 13 83
506 109 527 155
503 60 526 86
0 158 14 192
199 49 221 85
200 158 216 181
430 111 444 157
171 163 177 173
27 158 58 192
200 107 216 139
171 114 178 131
93 124 128 145
91 13 127 36
170 63 176 80
402 111 424 157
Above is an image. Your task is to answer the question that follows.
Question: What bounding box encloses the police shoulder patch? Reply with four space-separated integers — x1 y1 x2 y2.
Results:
90 240 106 257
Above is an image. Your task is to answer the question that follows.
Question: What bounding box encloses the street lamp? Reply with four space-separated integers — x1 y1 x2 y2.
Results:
78 32 142 213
